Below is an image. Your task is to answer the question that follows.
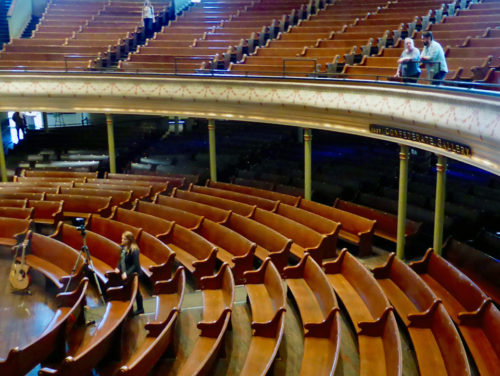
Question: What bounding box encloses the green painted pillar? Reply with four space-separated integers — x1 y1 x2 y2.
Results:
304 128 312 200
106 114 116 174
396 145 409 259
433 155 447 255
0 133 7 182
208 119 217 181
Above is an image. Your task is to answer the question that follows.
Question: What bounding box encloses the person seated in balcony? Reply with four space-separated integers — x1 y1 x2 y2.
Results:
395 38 421 83
142 0 155 39
420 31 448 85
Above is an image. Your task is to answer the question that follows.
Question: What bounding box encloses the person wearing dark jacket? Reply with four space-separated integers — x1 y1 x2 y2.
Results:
117 231 144 315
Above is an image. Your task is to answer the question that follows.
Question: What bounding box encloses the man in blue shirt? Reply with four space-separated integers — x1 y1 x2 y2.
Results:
420 31 448 85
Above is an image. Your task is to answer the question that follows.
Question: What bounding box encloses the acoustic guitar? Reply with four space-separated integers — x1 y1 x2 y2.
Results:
9 230 32 291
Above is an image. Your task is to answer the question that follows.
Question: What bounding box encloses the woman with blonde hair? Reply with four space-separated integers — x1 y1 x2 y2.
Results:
116 231 144 315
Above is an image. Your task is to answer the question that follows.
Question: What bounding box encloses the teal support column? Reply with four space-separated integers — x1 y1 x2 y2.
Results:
304 128 312 201
106 114 116 174
433 155 447 255
0 134 7 182
208 119 217 181
396 145 409 259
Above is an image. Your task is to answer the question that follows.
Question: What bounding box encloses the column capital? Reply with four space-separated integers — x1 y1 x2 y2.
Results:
303 128 312 142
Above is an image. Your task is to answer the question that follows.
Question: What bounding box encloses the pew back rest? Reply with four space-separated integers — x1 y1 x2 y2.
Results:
276 202 340 235
45 194 111 214
75 183 152 199
198 218 255 257
226 212 290 253
138 230 175 265
0 199 27 207
22 169 97 179
89 214 142 244
304 255 337 317
0 186 59 194
87 178 168 195
0 192 45 200
27 200 63 220
111 207 174 238
156 194 230 223
174 188 255 217
60 187 132 205
31 232 83 275
0 206 33 219
134 200 202 230
171 223 216 261
0 217 31 238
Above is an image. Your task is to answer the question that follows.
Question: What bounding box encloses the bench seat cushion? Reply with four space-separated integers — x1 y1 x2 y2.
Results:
358 336 388 375
167 243 196 273
290 243 306 259
339 230 360 245
202 289 226 323
240 334 282 376
419 274 463 322
25 254 66 289
0 237 17 246
246 284 275 323
286 278 325 325
301 337 338 376
214 246 235 268
90 256 113 285
139 253 156 278
254 245 270 261
155 294 180 323
409 327 448 375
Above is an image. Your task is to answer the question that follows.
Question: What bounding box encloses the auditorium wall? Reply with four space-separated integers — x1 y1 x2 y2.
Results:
7 0 32 38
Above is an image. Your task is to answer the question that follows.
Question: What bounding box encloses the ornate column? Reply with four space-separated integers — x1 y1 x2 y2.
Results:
304 128 312 200
396 145 409 259
433 155 447 254
106 114 116 174
208 119 217 182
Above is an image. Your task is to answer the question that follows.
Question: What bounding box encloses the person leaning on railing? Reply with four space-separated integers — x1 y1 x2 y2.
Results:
395 38 421 83
420 31 448 86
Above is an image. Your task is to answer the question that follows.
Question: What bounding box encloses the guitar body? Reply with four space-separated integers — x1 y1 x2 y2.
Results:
9 262 30 290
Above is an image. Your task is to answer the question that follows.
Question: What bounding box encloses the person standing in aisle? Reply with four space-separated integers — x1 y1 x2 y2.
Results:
143 0 155 39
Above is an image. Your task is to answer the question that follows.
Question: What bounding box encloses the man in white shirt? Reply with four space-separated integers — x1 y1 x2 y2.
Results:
143 0 155 39
420 31 448 85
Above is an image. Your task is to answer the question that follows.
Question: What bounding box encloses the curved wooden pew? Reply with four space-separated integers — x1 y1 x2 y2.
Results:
75 182 152 200
195 217 256 283
50 222 122 288
177 264 234 376
21 169 97 179
372 253 470 376
0 192 45 201
27 200 64 225
410 249 500 376
113 267 185 376
105 172 186 189
252 207 330 264
0 199 27 207
324 249 402 376
190 184 279 211
60 187 133 208
224 212 292 274
155 194 231 224
26 232 85 290
0 206 33 219
274 202 341 258
299 199 376 257
284 254 341 376
173 188 256 217
108 207 173 242
206 179 301 206
0 217 32 246
45 193 112 219
133 199 203 230
240 258 286 376
0 278 88 376
16 176 86 183
39 275 138 376
0 186 60 194
87 178 168 195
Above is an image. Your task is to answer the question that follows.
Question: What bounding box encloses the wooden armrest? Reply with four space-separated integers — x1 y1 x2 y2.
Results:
197 308 231 338
56 278 88 307
458 299 492 326
199 263 228 290
358 307 393 336
371 253 396 279
408 299 441 328
192 247 218 269
251 307 286 338
38 367 58 375
283 254 309 279
149 253 176 283
304 307 339 338
154 266 184 295
59 267 86 292
408 248 433 274
323 248 347 274
49 221 64 238
145 309 178 336
244 258 270 284
106 274 137 301
232 246 254 263
105 270 124 287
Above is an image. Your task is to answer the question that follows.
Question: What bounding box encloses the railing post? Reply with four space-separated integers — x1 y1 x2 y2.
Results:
0 129 7 182
208 119 217 181
106 114 116 174
396 145 409 259
433 155 447 255
304 128 312 200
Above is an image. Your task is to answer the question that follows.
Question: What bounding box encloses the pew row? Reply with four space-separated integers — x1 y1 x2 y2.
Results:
0 217 32 246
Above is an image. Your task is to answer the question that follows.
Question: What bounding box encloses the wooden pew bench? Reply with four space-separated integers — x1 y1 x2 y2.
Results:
173 187 256 217
195 217 255 283
60 187 133 208
51 222 122 288
252 207 330 264
240 258 286 376
45 193 112 219
39 275 138 376
224 212 291 274
105 172 186 189
0 278 88 376
177 264 234 376
87 178 168 195
21 169 97 179
0 206 33 219
75 182 152 200
0 186 60 194
334 199 421 244
207 179 301 206
133 199 203 230
0 199 27 207
324 249 402 376
299 199 376 257
190 184 279 211
285 254 341 376
0 217 32 246
155 194 231 224
27 200 64 225
274 202 340 258
372 253 470 376
409 249 500 376
16 176 86 183
0 192 45 201
111 267 185 376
